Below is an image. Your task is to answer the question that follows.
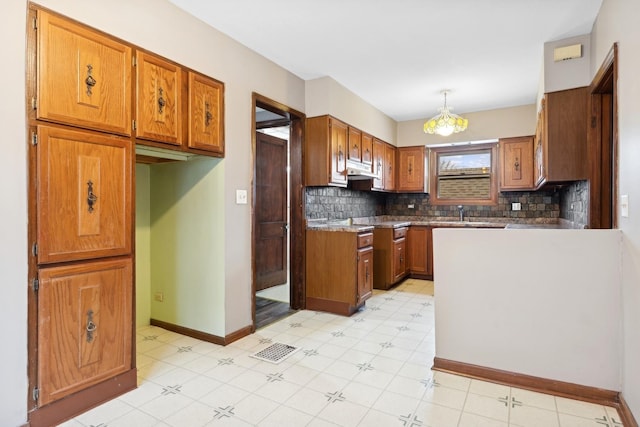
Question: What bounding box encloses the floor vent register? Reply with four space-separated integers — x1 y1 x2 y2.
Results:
250 343 299 364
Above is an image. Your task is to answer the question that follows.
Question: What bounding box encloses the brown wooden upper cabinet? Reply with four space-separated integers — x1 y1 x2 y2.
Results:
36 125 132 264
534 87 588 188
188 72 224 155
499 136 534 191
372 138 385 190
348 126 362 163
397 146 426 192
384 143 396 191
135 51 182 146
361 133 373 165
305 115 348 187
36 10 132 136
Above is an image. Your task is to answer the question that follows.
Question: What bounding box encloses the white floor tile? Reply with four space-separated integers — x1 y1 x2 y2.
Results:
64 280 624 427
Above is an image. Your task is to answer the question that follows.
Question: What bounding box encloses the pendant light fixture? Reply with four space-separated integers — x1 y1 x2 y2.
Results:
423 90 468 136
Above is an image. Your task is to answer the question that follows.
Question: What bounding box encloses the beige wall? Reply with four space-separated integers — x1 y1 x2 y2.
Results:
397 104 537 147
306 76 397 143
544 34 592 93
592 0 640 418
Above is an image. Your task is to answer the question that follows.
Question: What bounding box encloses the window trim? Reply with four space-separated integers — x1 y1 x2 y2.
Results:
428 142 498 205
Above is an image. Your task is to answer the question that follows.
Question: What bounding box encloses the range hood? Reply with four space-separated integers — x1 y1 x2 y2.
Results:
346 166 377 180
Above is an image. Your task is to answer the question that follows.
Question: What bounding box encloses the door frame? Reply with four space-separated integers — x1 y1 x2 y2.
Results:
587 43 618 229
251 93 305 331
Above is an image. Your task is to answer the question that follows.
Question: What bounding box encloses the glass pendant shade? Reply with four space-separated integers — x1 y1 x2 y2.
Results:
423 92 468 136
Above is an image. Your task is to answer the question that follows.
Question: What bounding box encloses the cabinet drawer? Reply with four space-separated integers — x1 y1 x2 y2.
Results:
358 232 373 248
393 227 408 240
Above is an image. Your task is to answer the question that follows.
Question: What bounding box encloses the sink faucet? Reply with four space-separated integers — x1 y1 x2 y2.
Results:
457 205 464 221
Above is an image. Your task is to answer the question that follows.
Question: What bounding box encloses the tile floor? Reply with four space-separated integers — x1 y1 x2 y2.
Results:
60 279 624 427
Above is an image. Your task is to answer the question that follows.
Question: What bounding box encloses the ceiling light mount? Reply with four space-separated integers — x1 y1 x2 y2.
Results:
423 90 468 137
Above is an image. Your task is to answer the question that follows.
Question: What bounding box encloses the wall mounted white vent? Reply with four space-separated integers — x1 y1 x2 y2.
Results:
554 44 582 62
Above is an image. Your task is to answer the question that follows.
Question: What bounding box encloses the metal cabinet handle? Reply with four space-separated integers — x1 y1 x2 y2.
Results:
158 87 166 114
86 309 97 343
85 65 96 96
87 180 98 213
205 102 213 127
514 157 520 172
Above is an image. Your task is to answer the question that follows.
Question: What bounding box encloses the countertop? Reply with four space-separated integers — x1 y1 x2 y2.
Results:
307 216 583 231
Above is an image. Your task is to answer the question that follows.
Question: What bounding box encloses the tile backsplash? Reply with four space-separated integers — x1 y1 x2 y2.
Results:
305 187 385 220
305 186 560 221
559 180 589 227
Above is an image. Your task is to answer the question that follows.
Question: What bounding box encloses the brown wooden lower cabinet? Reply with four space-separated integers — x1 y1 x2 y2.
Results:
306 229 373 315
373 226 409 289
407 226 433 279
37 258 133 406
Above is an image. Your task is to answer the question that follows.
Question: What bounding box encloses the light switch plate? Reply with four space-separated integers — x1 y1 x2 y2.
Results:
621 194 629 217
236 189 248 205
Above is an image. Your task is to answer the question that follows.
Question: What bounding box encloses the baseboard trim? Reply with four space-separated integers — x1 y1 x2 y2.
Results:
619 395 639 427
150 318 252 346
433 357 638 426
28 368 136 427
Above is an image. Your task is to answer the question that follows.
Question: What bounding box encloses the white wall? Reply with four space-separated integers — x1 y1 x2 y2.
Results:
592 0 640 417
434 228 622 391
0 1 28 425
306 76 397 144
397 104 537 147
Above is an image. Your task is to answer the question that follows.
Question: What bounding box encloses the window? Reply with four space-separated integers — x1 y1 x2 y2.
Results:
428 142 498 205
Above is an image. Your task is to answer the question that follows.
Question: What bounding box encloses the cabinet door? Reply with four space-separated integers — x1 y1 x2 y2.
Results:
188 72 224 154
357 247 373 304
499 136 534 190
37 258 132 406
330 118 348 185
407 226 428 274
393 238 407 281
398 146 425 192
534 101 546 188
348 126 362 163
36 125 132 264
384 143 396 191
372 138 385 190
361 133 373 165
136 51 182 145
37 10 132 135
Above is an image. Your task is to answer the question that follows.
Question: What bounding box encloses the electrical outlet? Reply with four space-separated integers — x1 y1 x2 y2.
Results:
511 202 521 211
154 292 164 302
621 195 629 217
408 204 415 209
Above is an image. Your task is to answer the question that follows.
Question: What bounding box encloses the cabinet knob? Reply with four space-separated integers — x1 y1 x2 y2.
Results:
205 102 213 127
84 64 96 96
87 180 98 213
158 87 166 114
86 309 97 343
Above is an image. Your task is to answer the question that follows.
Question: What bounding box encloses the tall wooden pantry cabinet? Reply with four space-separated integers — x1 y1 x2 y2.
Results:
27 5 225 426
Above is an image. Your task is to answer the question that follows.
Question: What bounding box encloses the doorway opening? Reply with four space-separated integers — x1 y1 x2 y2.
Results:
252 94 305 330
588 43 618 229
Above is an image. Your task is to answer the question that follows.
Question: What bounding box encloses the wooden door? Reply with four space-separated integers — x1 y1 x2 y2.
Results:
36 10 132 135
188 71 224 154
348 127 362 163
499 136 534 190
136 51 182 145
330 118 348 185
357 247 373 304
37 258 132 406
36 125 132 264
256 132 288 290
398 146 425 192
384 143 396 191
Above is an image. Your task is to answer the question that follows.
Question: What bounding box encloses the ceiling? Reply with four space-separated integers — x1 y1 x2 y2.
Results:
168 0 603 122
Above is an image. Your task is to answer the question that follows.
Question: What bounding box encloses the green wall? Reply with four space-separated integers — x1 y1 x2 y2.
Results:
135 163 151 328
149 157 226 336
